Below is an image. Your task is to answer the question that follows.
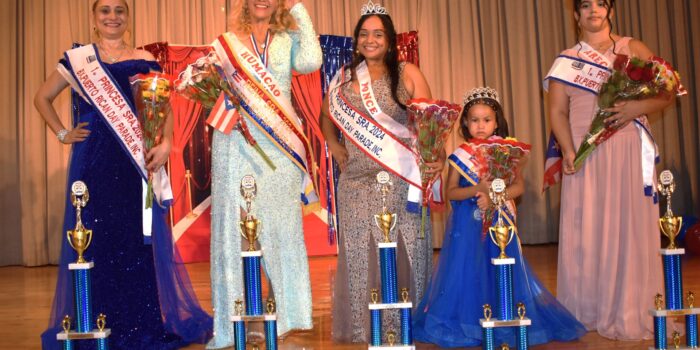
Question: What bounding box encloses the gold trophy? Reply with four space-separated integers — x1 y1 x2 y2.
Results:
488 179 515 259
401 288 409 303
688 291 695 308
234 299 244 316
96 314 106 332
67 181 92 263
655 293 664 310
483 304 492 321
672 330 681 348
658 170 682 249
239 175 261 251
374 171 397 243
517 302 526 320
266 298 276 314
61 315 71 333
386 331 396 346
370 288 379 304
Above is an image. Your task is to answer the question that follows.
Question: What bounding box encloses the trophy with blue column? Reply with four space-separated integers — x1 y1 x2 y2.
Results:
56 181 111 349
649 170 699 350
368 171 414 349
479 179 530 350
232 175 278 349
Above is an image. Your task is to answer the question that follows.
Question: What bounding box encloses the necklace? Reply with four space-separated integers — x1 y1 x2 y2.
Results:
98 42 127 63
590 39 613 51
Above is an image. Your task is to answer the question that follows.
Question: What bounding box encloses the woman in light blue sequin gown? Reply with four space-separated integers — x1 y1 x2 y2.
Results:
207 0 322 348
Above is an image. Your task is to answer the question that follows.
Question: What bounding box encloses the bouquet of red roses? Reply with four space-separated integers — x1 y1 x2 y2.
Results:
574 54 686 171
175 53 275 170
407 98 461 238
130 72 173 209
469 136 531 233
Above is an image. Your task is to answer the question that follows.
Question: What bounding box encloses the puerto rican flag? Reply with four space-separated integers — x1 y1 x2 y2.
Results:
542 133 563 192
206 93 239 134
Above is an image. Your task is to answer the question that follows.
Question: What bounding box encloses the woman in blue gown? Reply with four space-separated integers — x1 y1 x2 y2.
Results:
413 87 586 348
35 1 212 349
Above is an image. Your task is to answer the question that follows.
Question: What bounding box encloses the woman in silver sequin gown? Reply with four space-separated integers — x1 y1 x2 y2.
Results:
207 0 322 348
320 11 437 343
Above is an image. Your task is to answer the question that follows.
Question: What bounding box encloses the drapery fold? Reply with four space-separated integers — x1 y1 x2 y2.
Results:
4 0 699 266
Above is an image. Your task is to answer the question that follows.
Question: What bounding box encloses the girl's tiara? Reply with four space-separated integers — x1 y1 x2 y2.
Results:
463 87 500 106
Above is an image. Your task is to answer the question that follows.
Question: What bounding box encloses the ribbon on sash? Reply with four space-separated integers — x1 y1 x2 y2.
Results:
58 44 173 243
542 42 658 199
448 143 517 229
212 33 318 204
327 63 439 211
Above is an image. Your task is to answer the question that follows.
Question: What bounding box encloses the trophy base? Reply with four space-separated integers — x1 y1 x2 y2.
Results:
231 314 277 322
660 248 686 256
368 302 412 310
378 242 398 248
241 251 262 257
491 258 515 265
368 345 415 350
56 329 111 340
648 307 700 317
479 318 532 328
68 261 94 270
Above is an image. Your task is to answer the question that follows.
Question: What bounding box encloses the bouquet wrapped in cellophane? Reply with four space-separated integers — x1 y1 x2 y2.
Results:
407 98 461 238
469 136 530 234
574 54 686 171
130 72 172 209
175 52 275 170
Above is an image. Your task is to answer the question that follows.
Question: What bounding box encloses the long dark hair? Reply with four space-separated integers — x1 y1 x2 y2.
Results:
346 14 405 109
460 98 509 140
573 0 617 54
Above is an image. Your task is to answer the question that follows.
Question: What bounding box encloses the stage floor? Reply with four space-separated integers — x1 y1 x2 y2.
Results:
2 244 697 349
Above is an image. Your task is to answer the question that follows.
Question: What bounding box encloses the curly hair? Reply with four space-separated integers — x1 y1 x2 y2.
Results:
230 0 298 34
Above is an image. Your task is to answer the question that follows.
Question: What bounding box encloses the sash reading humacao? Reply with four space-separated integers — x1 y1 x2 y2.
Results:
448 143 517 229
327 67 424 206
212 33 317 203
59 44 173 241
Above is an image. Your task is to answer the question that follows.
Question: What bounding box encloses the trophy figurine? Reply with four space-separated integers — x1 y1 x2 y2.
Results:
488 179 515 259
67 181 92 264
374 171 397 243
239 175 261 252
657 170 682 249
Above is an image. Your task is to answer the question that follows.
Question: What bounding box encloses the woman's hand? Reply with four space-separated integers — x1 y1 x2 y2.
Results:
475 191 492 211
562 149 576 175
328 141 349 171
604 100 644 129
145 138 171 172
423 160 444 176
61 122 91 144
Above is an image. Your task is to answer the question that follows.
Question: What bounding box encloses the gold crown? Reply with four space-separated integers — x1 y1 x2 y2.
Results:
463 87 500 106
361 0 388 16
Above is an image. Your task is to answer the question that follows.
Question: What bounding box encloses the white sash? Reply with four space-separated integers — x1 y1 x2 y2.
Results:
327 66 427 207
59 44 173 241
356 61 411 138
212 33 317 203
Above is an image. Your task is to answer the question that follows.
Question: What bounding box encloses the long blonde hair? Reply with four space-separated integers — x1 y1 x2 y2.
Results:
229 0 298 35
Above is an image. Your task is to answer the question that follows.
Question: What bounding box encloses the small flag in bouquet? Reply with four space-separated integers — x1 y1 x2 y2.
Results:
406 98 461 239
573 54 686 171
175 52 275 170
469 136 530 235
130 72 173 209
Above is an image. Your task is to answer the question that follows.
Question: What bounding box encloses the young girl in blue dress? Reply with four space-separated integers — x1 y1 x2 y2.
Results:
412 87 586 347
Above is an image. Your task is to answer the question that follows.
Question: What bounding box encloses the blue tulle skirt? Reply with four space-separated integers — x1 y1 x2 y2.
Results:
413 195 586 347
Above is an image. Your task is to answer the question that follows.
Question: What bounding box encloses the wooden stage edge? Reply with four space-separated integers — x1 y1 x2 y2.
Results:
1 244 697 349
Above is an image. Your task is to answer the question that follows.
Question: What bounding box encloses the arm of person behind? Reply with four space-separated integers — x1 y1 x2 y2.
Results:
320 95 348 171
34 69 90 144
547 80 575 174
288 1 322 74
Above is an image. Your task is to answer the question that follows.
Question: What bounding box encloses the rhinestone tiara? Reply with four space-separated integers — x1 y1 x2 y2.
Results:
463 86 500 106
361 0 388 16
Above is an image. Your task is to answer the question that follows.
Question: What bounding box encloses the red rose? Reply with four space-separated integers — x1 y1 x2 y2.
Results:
627 66 644 81
641 67 655 82
613 54 629 71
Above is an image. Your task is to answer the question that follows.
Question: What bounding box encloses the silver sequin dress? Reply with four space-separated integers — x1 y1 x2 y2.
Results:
207 4 322 349
331 63 433 343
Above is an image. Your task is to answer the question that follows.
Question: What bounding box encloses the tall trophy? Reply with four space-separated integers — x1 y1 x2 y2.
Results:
368 171 414 349
56 181 111 350
232 175 278 350
480 179 530 350
649 170 698 350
